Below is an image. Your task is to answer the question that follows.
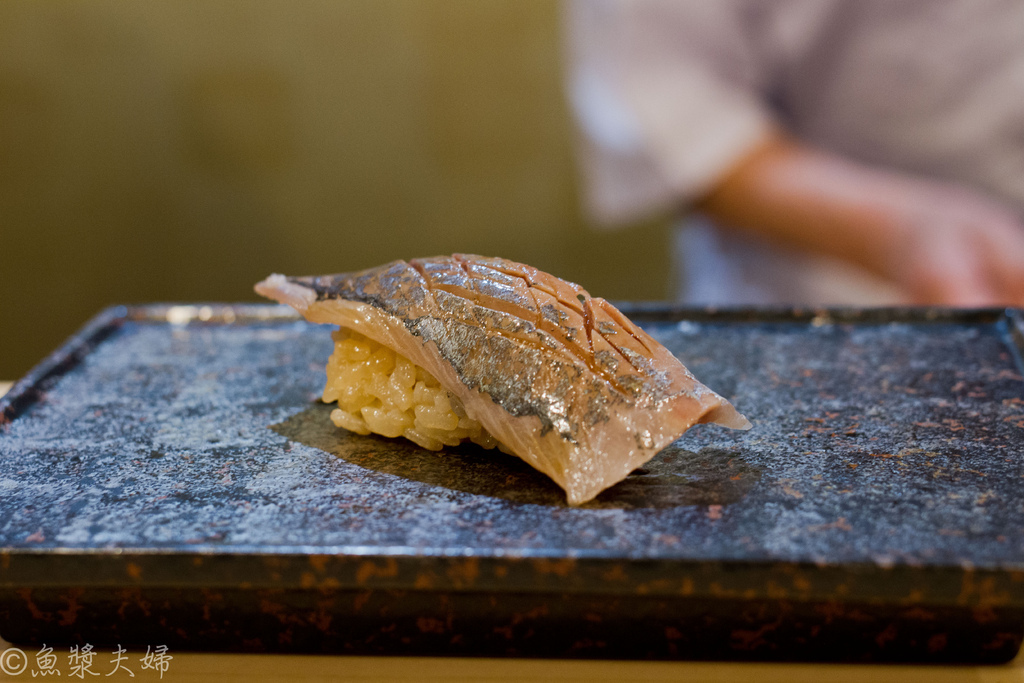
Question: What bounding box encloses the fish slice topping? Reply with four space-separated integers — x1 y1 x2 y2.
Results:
257 254 751 505
282 255 724 442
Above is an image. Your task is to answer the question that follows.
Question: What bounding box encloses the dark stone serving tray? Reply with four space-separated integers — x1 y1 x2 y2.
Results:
1 303 1023 662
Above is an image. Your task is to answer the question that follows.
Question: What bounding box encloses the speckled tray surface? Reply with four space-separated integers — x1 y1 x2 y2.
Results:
2 304 1023 661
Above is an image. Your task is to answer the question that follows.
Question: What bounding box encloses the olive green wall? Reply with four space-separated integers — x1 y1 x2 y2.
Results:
0 0 669 380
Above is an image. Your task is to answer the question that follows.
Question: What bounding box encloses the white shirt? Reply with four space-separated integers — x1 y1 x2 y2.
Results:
567 0 1024 305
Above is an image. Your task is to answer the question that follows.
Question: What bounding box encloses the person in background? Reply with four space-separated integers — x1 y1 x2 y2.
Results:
566 0 1024 306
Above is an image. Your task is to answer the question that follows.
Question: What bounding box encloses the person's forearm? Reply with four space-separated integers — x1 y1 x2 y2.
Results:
693 133 909 282
691 131 1024 306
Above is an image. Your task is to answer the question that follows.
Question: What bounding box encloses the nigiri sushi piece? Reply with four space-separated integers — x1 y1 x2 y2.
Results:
256 254 750 505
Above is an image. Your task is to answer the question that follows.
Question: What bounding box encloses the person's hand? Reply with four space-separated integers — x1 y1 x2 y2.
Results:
881 182 1024 306
696 132 1024 307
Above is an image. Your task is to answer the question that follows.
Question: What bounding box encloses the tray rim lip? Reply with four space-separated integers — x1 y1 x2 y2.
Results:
1 305 127 430
3 542 1021 564
617 301 1019 323
2 303 1024 602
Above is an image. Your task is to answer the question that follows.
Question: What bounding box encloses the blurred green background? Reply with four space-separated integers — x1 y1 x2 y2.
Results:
0 0 670 380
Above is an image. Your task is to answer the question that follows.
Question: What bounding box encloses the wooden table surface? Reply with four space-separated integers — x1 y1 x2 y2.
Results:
1 380 1022 681
0 636 1021 682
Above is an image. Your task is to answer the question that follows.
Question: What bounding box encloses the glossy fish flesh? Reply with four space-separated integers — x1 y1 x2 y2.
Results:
255 254 750 504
